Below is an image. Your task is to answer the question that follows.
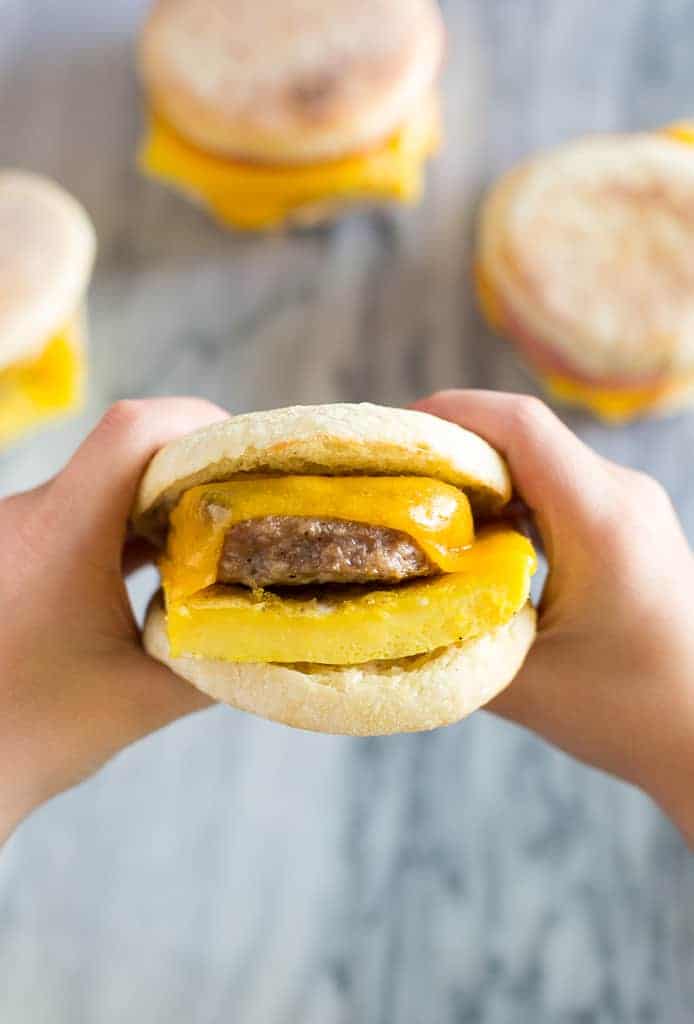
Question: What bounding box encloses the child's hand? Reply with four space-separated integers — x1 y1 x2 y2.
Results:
415 390 694 846
0 399 228 843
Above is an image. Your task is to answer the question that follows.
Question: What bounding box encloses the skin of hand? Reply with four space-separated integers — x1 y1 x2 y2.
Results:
414 390 694 847
0 398 229 844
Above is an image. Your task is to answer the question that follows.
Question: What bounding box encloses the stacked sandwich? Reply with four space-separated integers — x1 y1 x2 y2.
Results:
134 403 537 736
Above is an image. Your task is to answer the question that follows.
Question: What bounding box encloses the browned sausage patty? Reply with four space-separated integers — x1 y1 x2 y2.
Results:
218 516 434 588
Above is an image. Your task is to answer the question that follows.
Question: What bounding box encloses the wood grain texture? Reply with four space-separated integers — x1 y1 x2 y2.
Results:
1 1 694 1021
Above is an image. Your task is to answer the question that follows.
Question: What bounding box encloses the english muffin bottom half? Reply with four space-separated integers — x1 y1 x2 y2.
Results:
138 0 445 230
133 403 537 736
0 171 95 447
476 129 694 423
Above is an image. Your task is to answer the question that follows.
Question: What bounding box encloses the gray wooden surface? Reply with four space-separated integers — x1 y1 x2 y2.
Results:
2 1 694 1021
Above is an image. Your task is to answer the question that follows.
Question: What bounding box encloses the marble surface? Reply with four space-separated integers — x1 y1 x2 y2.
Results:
2 1 694 1020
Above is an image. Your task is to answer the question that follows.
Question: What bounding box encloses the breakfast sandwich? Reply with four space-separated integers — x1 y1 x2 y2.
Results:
0 171 95 447
476 128 694 423
133 403 537 735
138 0 445 230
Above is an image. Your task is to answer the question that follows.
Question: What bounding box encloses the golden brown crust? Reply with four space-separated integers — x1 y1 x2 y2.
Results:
0 171 95 370
139 0 445 163
131 403 512 540
144 595 536 735
478 133 694 381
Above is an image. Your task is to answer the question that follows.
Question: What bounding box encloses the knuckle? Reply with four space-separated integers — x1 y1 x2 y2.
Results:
421 388 464 411
600 469 675 564
429 388 463 402
187 397 227 419
98 399 148 439
626 469 671 509
509 395 554 437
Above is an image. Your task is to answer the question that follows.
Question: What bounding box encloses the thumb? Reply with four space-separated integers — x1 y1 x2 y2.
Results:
413 390 614 542
50 398 230 563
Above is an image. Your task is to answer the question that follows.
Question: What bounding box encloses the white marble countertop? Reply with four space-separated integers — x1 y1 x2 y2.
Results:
1 1 693 1020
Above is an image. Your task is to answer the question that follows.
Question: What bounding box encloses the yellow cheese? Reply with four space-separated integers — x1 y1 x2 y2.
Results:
662 122 694 146
0 316 84 446
140 99 441 230
474 261 505 333
543 373 676 423
162 476 476 603
165 526 536 665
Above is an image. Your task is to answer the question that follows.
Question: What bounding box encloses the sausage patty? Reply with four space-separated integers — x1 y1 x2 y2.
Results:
218 516 434 588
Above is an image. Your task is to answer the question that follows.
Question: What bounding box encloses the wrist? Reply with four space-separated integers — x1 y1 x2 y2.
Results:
652 779 694 850
0 745 51 845
0 790 36 846
640 726 694 850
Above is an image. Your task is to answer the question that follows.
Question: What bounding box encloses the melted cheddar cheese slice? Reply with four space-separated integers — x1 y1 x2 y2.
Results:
162 476 476 603
542 373 679 423
161 476 536 666
165 526 536 665
0 315 84 446
140 99 440 230
662 122 694 146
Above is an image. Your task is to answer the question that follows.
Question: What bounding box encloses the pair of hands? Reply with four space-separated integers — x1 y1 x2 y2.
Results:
2 392 693 846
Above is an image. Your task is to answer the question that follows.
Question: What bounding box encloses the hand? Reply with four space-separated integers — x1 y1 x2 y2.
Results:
0 398 229 843
415 390 694 847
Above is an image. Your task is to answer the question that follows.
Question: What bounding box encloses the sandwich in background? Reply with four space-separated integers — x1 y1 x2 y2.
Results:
133 403 537 736
0 172 95 447
138 0 445 231
476 127 694 423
